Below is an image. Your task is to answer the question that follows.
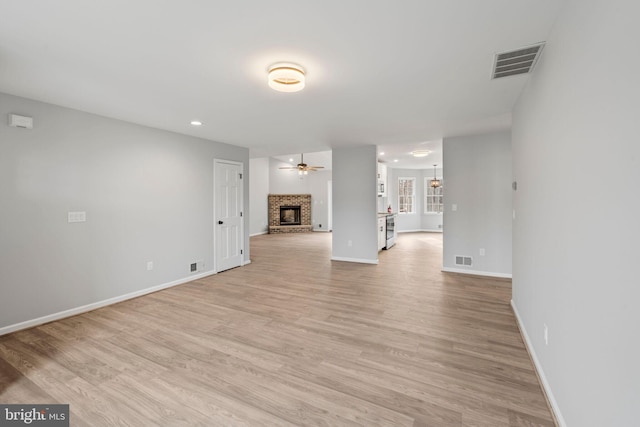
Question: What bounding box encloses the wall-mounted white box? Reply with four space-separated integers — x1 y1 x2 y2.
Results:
68 211 87 223
8 114 34 129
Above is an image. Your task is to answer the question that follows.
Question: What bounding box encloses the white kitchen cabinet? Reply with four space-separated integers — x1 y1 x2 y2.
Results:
377 216 386 250
377 162 387 197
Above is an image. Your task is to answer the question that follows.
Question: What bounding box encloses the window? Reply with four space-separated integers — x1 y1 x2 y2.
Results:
398 177 416 214
424 177 444 213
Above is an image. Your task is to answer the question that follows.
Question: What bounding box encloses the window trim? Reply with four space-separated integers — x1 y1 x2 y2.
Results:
398 176 416 214
424 176 444 214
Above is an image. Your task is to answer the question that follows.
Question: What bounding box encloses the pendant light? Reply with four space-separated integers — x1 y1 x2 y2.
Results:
430 164 441 188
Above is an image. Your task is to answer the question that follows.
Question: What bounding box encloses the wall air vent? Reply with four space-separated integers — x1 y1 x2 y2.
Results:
492 42 545 79
455 256 473 267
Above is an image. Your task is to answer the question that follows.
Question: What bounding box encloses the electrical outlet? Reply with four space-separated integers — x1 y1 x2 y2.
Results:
479 248 485 256
544 324 549 345
146 261 153 271
348 240 352 247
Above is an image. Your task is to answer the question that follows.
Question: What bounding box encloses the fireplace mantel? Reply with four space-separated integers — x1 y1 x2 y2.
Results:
268 194 313 234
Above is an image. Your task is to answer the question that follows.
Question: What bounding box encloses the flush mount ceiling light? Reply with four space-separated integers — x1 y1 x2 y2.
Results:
411 150 430 158
190 120 202 126
268 63 305 92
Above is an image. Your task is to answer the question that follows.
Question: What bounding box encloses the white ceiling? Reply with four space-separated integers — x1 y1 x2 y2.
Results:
271 142 441 171
272 151 333 171
378 139 443 170
0 1 563 159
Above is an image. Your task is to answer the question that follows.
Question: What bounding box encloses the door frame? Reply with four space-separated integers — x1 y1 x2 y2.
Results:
213 158 245 273
327 180 333 232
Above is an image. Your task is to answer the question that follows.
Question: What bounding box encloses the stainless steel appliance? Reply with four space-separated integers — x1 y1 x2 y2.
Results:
385 214 397 249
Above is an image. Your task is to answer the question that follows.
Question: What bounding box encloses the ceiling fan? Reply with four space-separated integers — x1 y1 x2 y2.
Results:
279 153 324 175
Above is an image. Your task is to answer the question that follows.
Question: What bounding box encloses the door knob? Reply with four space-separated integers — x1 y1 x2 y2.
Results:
218 220 224 224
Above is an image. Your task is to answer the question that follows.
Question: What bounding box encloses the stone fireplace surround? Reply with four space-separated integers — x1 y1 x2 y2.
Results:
268 194 312 233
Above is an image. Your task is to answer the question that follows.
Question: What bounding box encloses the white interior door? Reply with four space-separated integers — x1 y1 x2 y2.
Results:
215 160 243 272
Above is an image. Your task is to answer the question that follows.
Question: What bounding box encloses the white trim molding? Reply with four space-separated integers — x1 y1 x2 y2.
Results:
441 267 512 279
250 231 268 237
0 270 216 336
511 300 566 427
398 229 443 233
331 256 378 265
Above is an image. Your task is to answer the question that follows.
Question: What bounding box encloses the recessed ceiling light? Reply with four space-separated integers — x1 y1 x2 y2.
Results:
289 158 294 162
393 159 399 163
379 152 385 155
190 120 202 126
268 63 305 92
411 150 430 157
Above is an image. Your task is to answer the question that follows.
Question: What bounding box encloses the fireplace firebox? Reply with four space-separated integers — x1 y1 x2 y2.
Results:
280 206 301 225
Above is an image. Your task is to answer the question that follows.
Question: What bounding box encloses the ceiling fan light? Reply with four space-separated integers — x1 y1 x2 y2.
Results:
279 153 324 174
411 150 430 158
268 63 305 92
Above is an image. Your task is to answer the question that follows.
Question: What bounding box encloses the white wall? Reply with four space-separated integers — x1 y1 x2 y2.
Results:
308 170 331 231
268 157 331 231
332 145 378 263
269 157 310 194
249 157 269 235
512 1 640 425
443 131 512 277
387 168 444 232
0 92 249 333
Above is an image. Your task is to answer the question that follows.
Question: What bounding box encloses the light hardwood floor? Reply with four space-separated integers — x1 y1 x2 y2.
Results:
0 232 555 426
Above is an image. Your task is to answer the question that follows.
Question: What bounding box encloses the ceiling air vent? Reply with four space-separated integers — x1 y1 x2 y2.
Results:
492 42 545 79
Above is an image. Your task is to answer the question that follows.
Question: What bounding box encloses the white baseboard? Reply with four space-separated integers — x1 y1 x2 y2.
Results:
331 256 378 265
242 259 252 266
250 231 268 237
511 300 566 427
313 229 331 232
398 229 443 233
441 267 512 279
0 270 216 336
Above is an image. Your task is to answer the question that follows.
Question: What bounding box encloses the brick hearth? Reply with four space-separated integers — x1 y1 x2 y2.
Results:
268 194 312 234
